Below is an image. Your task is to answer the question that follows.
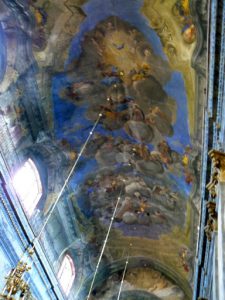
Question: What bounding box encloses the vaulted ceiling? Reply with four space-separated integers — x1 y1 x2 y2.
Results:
0 0 207 299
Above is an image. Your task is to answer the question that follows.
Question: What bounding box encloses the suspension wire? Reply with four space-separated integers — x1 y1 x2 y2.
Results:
32 111 103 249
117 256 129 300
1 110 103 295
86 188 123 300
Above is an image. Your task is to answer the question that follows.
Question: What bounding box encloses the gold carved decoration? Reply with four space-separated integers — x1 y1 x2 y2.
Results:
206 171 218 199
0 261 33 300
204 201 217 242
204 150 225 241
204 218 214 242
206 150 225 198
208 149 225 182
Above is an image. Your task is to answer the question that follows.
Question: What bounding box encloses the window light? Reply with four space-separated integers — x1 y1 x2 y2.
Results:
12 159 42 216
58 255 75 296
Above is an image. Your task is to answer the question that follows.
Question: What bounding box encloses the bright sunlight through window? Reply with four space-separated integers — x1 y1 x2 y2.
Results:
58 255 75 296
12 159 42 216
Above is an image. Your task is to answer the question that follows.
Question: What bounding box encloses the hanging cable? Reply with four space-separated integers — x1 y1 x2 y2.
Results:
117 257 129 300
32 111 103 249
0 108 104 297
86 188 123 300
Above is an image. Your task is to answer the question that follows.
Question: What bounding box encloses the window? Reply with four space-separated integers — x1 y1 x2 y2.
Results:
12 158 42 216
58 255 75 296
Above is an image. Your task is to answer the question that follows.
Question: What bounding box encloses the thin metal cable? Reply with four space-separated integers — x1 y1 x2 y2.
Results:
32 112 103 249
86 188 123 300
0 111 103 296
117 257 129 300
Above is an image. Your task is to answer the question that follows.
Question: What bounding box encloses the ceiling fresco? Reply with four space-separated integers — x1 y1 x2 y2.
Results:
0 0 206 299
91 266 185 300
51 0 200 297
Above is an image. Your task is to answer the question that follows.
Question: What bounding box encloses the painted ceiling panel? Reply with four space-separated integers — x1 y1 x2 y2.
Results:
50 0 198 282
0 0 206 299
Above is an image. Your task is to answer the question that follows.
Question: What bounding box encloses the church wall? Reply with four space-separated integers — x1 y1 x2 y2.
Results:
0 136 83 299
0 161 65 299
193 0 225 299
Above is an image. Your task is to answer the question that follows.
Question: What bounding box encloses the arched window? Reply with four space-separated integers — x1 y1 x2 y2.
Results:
12 158 42 216
58 255 75 296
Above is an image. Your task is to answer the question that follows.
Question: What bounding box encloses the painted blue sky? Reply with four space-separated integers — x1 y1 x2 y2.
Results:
56 0 190 149
66 0 166 65
52 0 192 198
